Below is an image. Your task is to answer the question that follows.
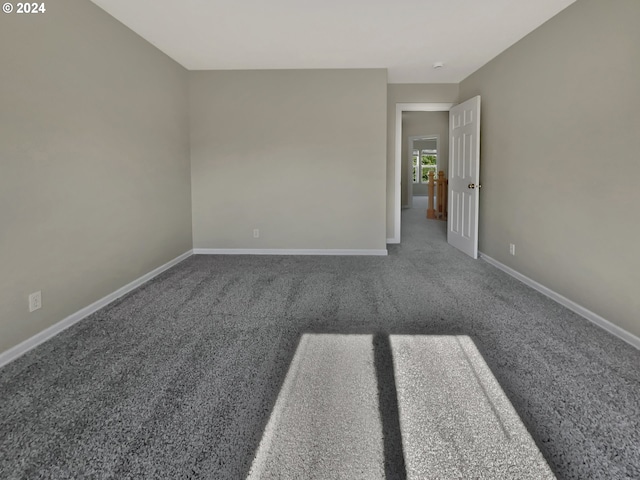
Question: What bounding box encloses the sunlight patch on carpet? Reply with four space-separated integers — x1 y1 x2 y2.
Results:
248 334 554 479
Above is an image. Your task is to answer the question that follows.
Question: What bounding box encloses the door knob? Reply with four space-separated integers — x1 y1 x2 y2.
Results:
468 183 482 189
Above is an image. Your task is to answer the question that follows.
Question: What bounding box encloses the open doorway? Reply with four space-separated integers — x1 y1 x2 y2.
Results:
391 103 453 243
407 135 438 209
404 112 449 209
392 98 482 259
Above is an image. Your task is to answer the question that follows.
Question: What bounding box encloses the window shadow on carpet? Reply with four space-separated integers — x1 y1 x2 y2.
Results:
246 333 553 480
373 332 408 480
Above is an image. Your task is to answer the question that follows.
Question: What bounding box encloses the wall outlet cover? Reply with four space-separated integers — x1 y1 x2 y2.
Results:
29 291 42 312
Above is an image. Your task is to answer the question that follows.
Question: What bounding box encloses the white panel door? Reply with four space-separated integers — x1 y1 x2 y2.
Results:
448 96 481 258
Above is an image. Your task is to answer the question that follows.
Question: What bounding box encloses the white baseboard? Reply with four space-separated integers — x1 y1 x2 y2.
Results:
387 237 400 244
193 248 388 256
480 253 640 350
0 250 193 369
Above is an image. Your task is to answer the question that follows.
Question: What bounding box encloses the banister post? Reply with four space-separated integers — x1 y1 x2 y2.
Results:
437 171 445 219
426 171 436 219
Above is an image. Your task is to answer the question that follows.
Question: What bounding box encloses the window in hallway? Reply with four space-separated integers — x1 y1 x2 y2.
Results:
412 149 437 183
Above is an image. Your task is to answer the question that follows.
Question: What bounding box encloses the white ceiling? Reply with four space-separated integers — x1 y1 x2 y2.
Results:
90 0 576 83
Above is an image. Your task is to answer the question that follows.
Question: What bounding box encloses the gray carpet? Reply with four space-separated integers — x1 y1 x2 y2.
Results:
1 197 639 479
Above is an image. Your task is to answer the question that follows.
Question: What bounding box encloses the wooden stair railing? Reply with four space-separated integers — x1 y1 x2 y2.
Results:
426 170 448 221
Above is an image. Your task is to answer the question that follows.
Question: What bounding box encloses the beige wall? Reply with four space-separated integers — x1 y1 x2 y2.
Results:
460 0 640 337
387 84 459 239
190 69 388 251
413 140 437 151
0 0 192 353
402 112 449 200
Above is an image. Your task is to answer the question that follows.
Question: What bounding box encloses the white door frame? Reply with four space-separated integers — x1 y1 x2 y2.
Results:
391 103 454 244
407 134 439 209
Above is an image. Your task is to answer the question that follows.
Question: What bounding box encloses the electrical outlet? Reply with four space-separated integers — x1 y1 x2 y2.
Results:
29 291 42 312
253 229 260 238
509 243 516 256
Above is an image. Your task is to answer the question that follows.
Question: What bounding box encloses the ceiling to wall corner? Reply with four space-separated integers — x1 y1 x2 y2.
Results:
89 0 576 83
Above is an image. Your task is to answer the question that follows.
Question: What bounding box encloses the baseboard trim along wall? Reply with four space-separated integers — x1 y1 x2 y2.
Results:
480 253 640 350
0 250 194 369
193 248 389 256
